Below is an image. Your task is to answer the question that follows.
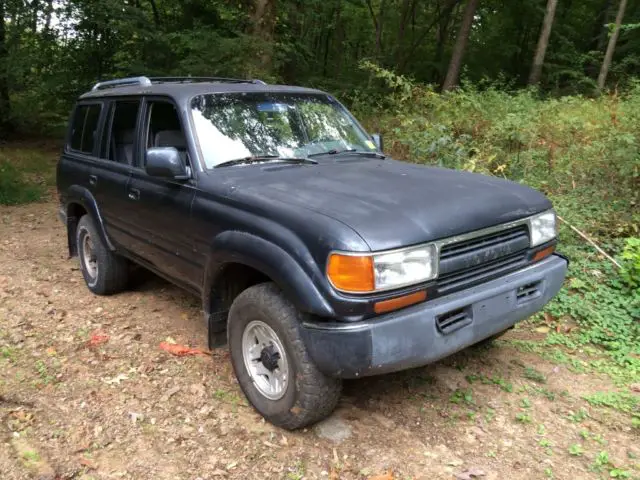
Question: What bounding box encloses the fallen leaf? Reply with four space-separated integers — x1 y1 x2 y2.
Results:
534 326 550 334
159 342 209 357
368 472 394 480
45 347 56 356
79 458 97 470
87 330 109 347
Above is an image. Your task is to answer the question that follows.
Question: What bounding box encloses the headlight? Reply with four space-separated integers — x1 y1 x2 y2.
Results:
327 244 437 293
529 210 557 247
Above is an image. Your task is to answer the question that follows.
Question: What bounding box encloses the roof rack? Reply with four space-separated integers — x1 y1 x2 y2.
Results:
91 76 267 91
149 76 267 85
91 76 153 91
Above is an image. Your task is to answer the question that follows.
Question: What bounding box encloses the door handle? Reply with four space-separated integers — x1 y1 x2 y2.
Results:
128 188 140 201
89 175 97 186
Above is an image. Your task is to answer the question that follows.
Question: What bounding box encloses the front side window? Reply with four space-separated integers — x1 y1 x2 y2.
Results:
145 100 191 173
190 93 376 168
69 104 102 154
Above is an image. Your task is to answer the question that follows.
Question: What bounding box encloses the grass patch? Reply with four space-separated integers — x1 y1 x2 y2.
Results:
583 391 640 417
523 367 547 384
0 160 44 205
0 145 57 205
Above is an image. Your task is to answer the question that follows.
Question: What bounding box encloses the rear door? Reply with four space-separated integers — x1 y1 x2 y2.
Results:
59 101 103 201
126 97 200 290
90 99 142 252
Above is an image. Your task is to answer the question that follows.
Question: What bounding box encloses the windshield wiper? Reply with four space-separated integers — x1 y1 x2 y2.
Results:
308 149 386 159
215 155 317 168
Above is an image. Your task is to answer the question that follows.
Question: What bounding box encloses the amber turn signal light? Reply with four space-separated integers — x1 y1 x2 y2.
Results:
327 253 375 292
374 290 427 314
533 245 555 262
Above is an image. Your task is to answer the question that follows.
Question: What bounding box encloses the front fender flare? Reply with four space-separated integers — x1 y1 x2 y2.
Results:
202 231 335 320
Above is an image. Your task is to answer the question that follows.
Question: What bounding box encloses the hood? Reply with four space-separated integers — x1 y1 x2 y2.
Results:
219 158 551 251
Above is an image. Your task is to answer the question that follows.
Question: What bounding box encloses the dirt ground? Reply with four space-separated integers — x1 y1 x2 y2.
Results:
0 200 638 480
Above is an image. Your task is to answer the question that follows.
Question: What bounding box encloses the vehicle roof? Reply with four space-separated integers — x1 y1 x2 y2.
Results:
78 81 326 102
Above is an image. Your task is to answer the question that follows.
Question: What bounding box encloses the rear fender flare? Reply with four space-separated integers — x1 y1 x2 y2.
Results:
65 185 114 255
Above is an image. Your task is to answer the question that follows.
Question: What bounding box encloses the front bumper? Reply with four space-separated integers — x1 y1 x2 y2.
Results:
302 254 568 378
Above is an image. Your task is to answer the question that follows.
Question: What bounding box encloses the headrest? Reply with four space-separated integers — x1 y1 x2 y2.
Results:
155 130 187 149
116 129 135 144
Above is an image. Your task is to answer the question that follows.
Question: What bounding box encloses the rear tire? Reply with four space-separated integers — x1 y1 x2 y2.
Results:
76 214 129 295
228 282 342 430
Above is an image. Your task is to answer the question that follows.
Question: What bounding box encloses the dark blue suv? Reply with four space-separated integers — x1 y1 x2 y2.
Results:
57 76 567 429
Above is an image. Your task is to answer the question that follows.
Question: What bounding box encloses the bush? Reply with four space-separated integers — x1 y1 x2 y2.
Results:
355 61 640 207
620 237 640 290
0 160 44 205
354 63 639 376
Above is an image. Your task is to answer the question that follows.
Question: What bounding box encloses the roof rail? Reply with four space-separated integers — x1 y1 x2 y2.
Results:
91 76 152 91
90 76 268 92
148 76 267 85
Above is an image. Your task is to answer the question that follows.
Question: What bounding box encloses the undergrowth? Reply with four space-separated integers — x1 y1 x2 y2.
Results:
0 160 43 205
357 63 639 407
0 145 55 205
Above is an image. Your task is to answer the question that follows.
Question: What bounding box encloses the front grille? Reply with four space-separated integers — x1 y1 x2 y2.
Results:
436 225 530 294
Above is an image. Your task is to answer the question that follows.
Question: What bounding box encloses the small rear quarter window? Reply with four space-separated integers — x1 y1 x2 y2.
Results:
69 104 102 154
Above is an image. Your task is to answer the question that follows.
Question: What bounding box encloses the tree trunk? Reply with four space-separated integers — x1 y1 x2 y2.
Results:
435 0 458 82
394 0 412 64
148 0 160 27
442 0 479 91
528 0 558 85
597 0 628 90
43 0 53 33
365 0 387 58
30 0 39 33
0 0 12 137
251 0 276 72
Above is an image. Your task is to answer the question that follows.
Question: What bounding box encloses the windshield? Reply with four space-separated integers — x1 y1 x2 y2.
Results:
190 92 377 168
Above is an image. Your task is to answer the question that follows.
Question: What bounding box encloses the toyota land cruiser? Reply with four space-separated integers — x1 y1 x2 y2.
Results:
57 76 567 429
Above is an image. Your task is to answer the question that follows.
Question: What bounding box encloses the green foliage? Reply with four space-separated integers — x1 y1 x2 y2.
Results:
620 238 640 290
359 66 638 404
568 444 584 456
583 391 640 417
523 367 547 384
515 412 532 424
0 160 43 205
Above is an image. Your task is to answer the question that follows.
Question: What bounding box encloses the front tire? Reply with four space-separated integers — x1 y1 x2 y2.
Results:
228 283 342 430
76 215 129 295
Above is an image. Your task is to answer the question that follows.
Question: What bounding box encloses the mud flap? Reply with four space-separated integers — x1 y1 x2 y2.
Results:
207 309 228 349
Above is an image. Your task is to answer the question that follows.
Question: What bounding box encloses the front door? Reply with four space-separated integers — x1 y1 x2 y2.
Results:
126 98 201 291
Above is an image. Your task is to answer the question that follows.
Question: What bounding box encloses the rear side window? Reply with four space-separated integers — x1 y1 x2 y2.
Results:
100 100 141 164
69 104 102 154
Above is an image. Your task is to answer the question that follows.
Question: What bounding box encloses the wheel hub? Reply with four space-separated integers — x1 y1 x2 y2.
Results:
259 344 281 372
241 320 289 400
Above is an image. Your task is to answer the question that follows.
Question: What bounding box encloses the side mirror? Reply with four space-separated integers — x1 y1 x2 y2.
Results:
371 133 384 152
145 147 188 180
